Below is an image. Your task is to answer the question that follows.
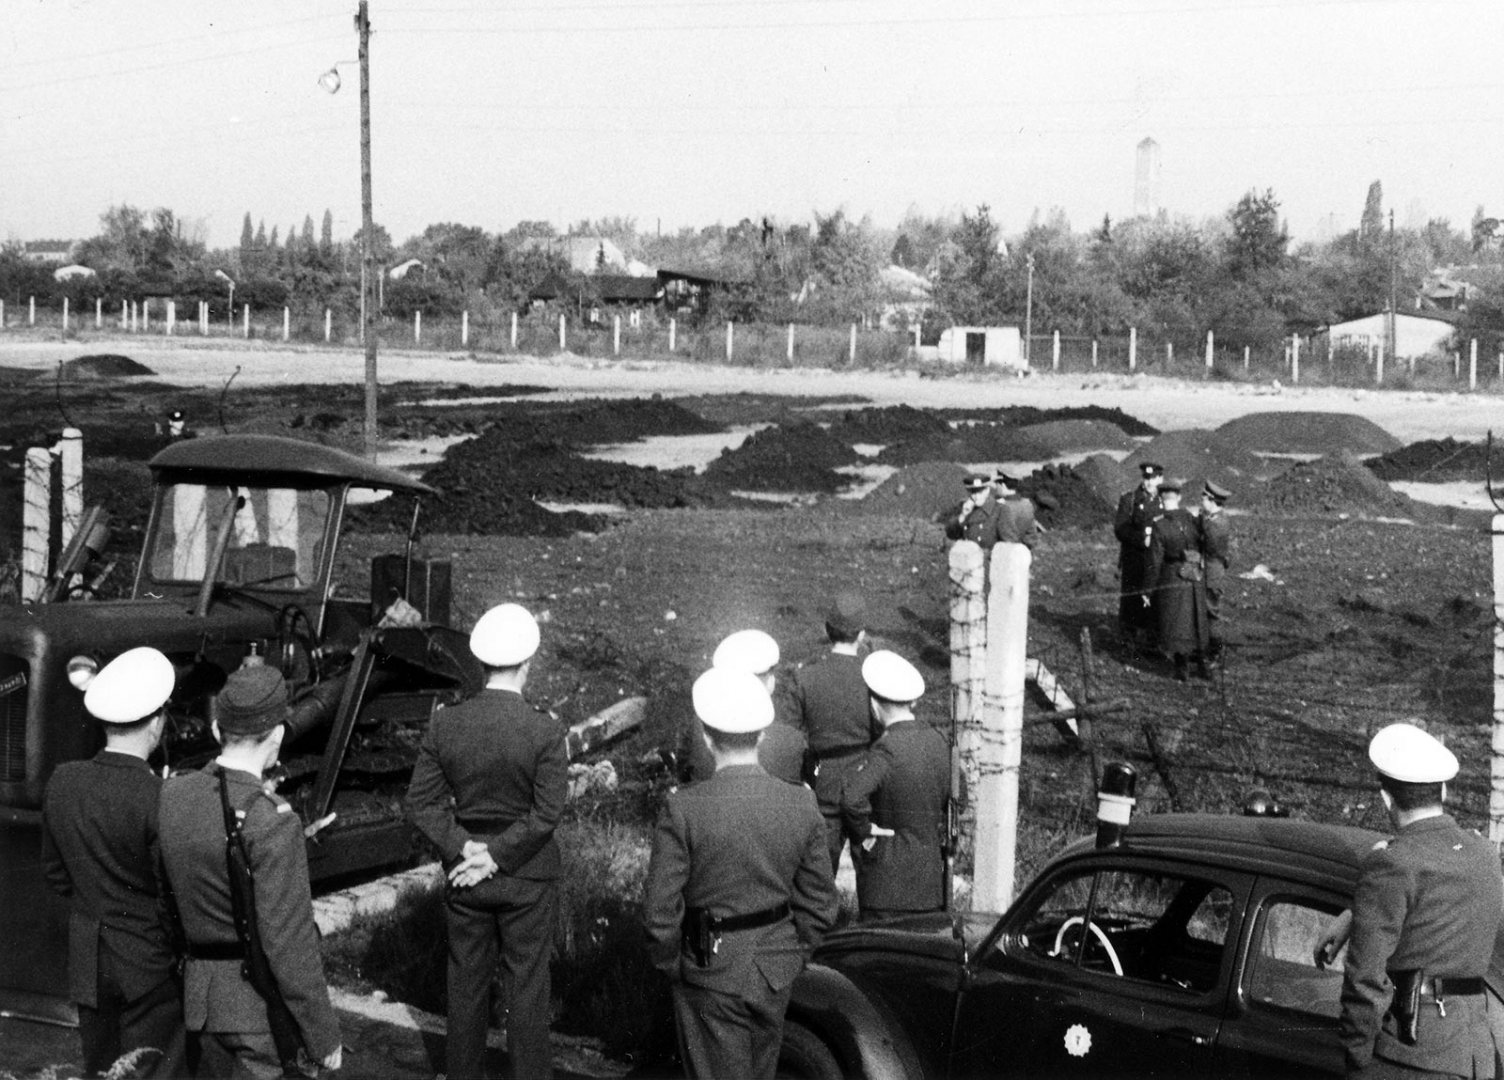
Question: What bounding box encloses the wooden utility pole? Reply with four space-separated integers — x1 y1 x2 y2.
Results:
358 1 378 461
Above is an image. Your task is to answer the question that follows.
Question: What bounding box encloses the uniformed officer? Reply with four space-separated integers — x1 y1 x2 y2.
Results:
1339 722 1502 1079
712 629 807 787
787 593 881 871
41 647 186 1080
167 409 187 439
1199 480 1233 668
989 469 1038 548
159 664 342 1079
946 473 1035 550
839 651 951 921
643 667 837 1080
405 602 566 1080
1114 461 1164 649
1145 478 1210 681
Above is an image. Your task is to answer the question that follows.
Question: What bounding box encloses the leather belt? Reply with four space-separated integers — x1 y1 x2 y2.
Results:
709 902 790 933
458 817 515 832
813 744 867 761
186 941 245 961
1421 976 1485 998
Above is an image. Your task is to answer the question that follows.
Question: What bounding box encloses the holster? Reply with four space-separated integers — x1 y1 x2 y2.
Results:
1390 968 1423 1046
681 907 719 969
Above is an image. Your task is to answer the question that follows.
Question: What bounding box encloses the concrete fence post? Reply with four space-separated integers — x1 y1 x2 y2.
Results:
974 542 1030 912
949 540 987 891
57 427 83 552
243 304 250 338
1205 330 1214 371
1052 330 1060 371
166 300 174 336
1498 350 1503 382
849 324 857 365
22 447 52 602
1471 339 1478 391
726 322 734 362
669 318 676 353
29 296 36 326
96 298 103 329
325 309 332 343
1091 340 1098 368
280 307 288 342
559 313 566 351
143 299 150 332
1128 327 1137 371
1292 334 1301 384
461 310 469 348
63 297 70 333
120 300 127 330
414 310 421 345
614 314 621 356
787 323 794 364
510 311 518 350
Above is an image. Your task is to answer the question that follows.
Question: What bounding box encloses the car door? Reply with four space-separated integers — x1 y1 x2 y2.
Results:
950 858 1248 1079
1212 880 1349 1078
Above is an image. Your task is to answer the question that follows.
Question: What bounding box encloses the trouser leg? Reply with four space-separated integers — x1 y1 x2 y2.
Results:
673 984 752 1080
77 982 124 1079
119 975 188 1079
745 978 796 1080
197 1031 282 1080
497 879 557 1080
447 894 500 1080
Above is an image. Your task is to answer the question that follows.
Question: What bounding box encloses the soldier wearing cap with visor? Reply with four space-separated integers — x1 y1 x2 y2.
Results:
839 651 951 921
1114 461 1165 650
406 603 566 1080
159 664 343 1079
42 647 187 1079
1199 480 1233 668
643 667 837 1080
1339 722 1502 1079
947 472 1036 551
711 629 808 787
787 594 881 871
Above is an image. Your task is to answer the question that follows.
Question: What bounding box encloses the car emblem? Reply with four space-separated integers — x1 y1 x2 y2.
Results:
1064 1023 1092 1058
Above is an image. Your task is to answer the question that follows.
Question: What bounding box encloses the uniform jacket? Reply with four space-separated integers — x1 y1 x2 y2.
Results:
945 493 1037 549
789 652 879 757
1200 511 1232 589
158 765 341 1060
757 722 809 786
1147 508 1210 656
1113 485 1163 564
41 751 177 1007
1339 814 1503 1076
405 687 567 879
840 720 951 913
643 764 837 996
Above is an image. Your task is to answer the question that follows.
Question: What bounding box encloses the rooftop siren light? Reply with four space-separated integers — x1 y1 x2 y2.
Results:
1095 761 1138 849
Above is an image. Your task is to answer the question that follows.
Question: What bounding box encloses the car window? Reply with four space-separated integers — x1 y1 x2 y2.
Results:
1012 866 1232 993
1246 898 1346 1019
150 484 330 590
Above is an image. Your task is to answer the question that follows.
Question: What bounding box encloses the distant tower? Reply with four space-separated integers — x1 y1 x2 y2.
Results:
1133 137 1161 218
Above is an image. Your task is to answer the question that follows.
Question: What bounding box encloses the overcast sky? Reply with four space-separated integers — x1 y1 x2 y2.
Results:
4 0 1503 250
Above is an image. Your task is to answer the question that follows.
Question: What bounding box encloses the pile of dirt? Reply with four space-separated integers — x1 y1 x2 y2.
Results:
850 461 972 518
1215 411 1402 455
829 404 950 443
875 425 1055 466
943 404 1159 437
1016 463 1120 531
701 421 861 492
1016 419 1139 455
465 397 724 448
1249 451 1423 517
57 354 156 378
1364 438 1493 483
1071 453 1137 507
1124 429 1272 496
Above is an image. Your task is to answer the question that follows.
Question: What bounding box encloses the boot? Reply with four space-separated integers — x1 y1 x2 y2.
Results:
1173 654 1188 683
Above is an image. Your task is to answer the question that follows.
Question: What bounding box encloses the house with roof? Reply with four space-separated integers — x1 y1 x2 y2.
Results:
529 273 664 327
518 235 647 276
1325 309 1457 360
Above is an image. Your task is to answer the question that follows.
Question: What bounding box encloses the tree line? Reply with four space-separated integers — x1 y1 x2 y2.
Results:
5 182 1504 352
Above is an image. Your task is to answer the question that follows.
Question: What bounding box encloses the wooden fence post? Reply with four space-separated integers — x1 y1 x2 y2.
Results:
96 298 102 329
559 313 566 351
1205 330 1214 371
726 321 734 362
1091 340 1098 368
57 427 82 552
1291 334 1300 384
325 309 332 343
510 311 518 350
974 543 1030 911
413 311 421 345
29 296 35 326
849 324 857 365
62 297 70 333
243 304 250 338
1470 339 1478 391
614 314 621 356
283 307 290 342
669 317 676 353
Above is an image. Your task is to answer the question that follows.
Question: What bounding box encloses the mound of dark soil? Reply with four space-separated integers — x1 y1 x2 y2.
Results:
1124 429 1272 497
450 397 723 453
943 405 1159 437
1071 453 1137 507
1249 451 1421 517
1016 463 1120 531
876 426 1054 466
58 354 155 378
830 404 950 443
702 421 860 492
1216 412 1402 456
1364 438 1492 483
1017 419 1139 455
851 462 972 518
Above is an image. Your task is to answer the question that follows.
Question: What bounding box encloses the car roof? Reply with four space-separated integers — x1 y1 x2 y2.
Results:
149 434 434 493
1053 813 1385 892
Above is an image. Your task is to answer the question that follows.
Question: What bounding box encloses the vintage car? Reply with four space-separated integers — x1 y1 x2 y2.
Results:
777 810 1504 1079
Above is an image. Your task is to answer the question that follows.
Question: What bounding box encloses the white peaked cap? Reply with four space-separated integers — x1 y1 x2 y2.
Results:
469 603 541 667
84 646 175 724
1368 722 1458 783
862 650 925 704
691 667 773 733
711 629 780 676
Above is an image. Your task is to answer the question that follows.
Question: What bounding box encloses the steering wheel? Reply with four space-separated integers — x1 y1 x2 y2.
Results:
1052 916 1124 976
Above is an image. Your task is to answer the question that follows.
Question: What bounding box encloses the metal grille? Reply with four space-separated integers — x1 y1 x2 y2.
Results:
0 655 29 782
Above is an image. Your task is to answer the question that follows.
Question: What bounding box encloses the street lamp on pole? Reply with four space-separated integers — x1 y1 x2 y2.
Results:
321 0 378 461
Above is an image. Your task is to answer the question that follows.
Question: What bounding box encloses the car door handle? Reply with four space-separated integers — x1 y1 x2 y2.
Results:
1159 1027 1209 1047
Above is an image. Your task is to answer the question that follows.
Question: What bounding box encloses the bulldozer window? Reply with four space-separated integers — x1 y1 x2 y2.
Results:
150 484 332 589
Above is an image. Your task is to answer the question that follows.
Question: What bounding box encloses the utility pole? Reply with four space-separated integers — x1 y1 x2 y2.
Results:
358 0 377 461
1024 252 1035 367
1387 208 1397 369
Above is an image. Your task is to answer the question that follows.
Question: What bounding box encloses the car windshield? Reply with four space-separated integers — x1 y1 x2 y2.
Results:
147 483 331 590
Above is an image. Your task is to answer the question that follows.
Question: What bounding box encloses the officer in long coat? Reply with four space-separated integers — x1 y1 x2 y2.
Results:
1199 480 1233 667
1113 462 1164 648
406 603 566 1080
1339 722 1502 1078
159 665 343 1079
840 651 951 920
643 667 837 1080
1146 478 1210 681
42 647 186 1079
786 594 880 871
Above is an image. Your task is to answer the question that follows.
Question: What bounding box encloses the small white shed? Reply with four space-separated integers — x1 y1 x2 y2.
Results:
1326 311 1455 360
934 326 1024 369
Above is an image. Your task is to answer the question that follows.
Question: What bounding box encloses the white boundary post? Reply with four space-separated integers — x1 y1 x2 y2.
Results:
22 447 51 602
1205 330 1214 371
726 321 734 362
29 297 35 326
787 323 795 363
283 307 291 342
1128 327 1137 371
414 310 421 345
1091 340 1098 368
558 313 566 350
1052 330 1060 371
669 318 676 353
950 540 986 895
1470 339 1478 391
462 310 469 348
510 311 518 350
56 427 82 552
243 304 250 338
325 309 332 343
1292 334 1301 384
614 314 621 356
849 323 857 365
95 298 102 329
62 297 70 333
974 542 1030 911
166 300 174 336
